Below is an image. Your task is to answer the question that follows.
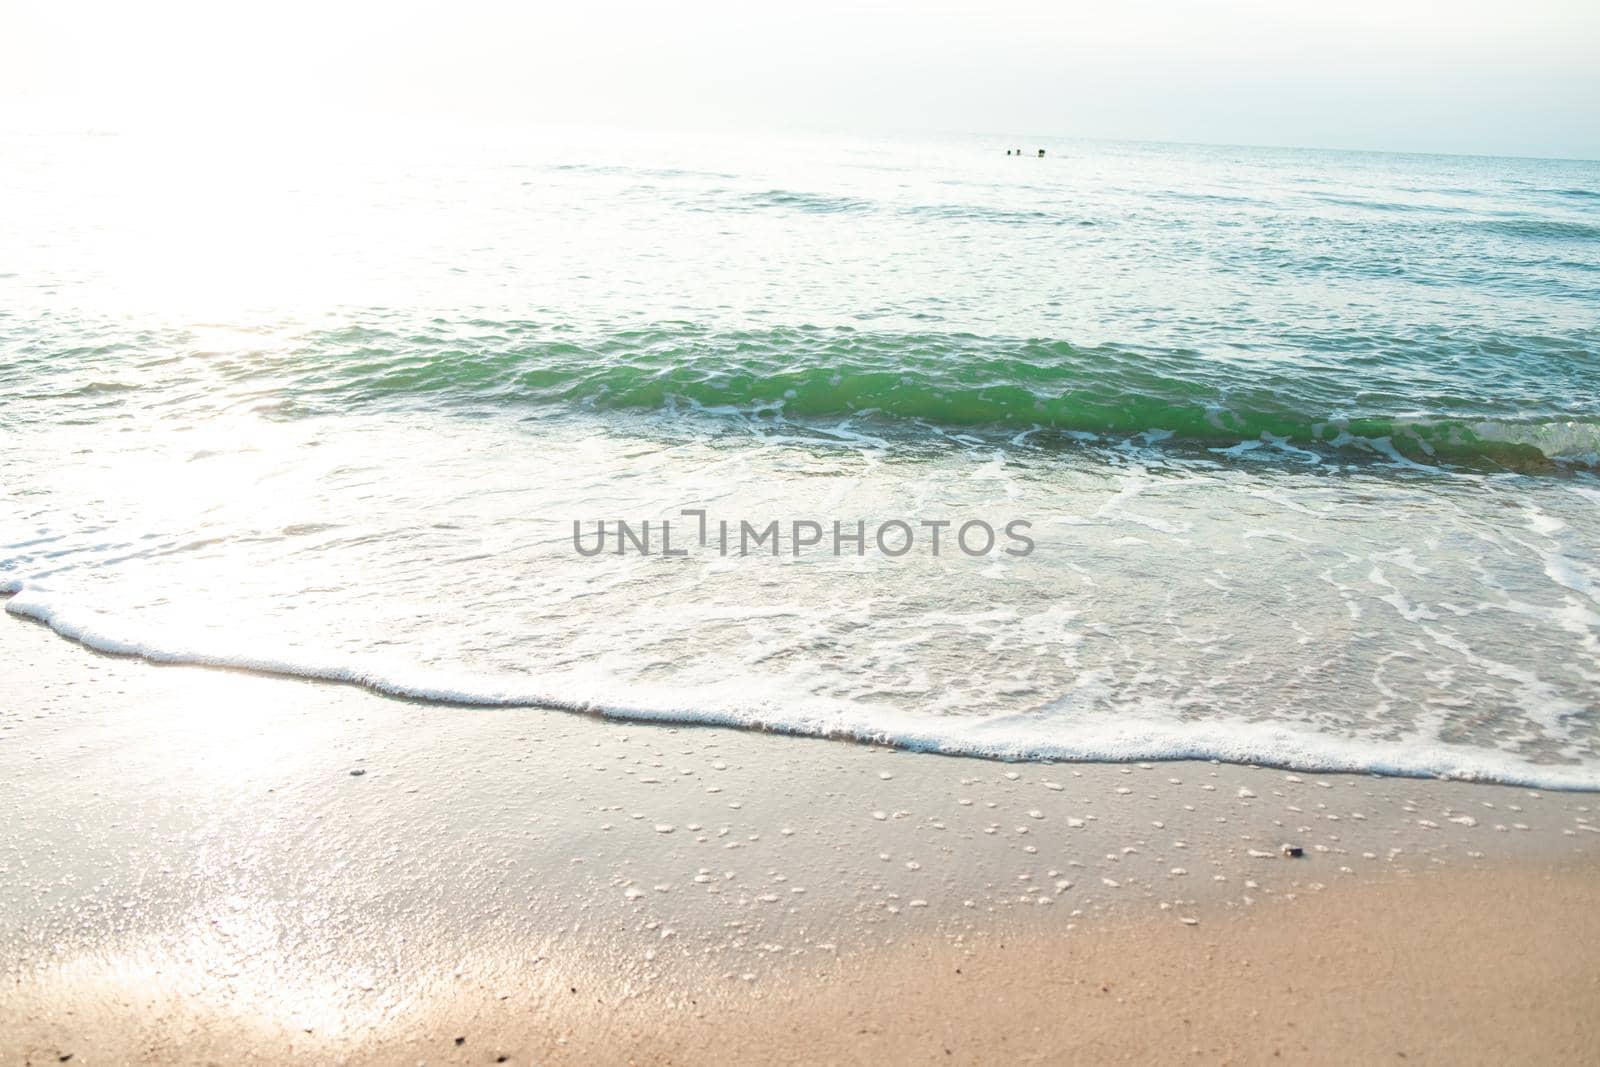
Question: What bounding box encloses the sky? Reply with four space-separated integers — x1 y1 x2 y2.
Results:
4 0 1599 159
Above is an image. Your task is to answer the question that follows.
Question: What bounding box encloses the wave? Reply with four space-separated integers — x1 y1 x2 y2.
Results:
8 319 1596 470
546 162 742 182
740 189 877 214
734 191 1093 226
664 180 1600 246
5 585 1596 790
260 324 1600 470
1479 217 1600 242
909 203 1089 226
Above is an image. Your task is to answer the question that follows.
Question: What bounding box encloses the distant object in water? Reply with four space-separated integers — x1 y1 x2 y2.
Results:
1038 148 1046 157
1005 149 1012 156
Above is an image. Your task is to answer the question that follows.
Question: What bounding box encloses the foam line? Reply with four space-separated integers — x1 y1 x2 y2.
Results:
7 583 1597 791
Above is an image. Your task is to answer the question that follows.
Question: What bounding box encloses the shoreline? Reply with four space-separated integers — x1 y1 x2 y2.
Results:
6 592 1597 792
3 614 1598 1063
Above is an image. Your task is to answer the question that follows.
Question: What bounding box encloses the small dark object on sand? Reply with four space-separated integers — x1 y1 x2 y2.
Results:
349 768 366 776
455 1035 466 1046
1282 844 1304 858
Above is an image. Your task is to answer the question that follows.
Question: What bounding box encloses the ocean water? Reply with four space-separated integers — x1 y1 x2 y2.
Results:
3 128 1598 787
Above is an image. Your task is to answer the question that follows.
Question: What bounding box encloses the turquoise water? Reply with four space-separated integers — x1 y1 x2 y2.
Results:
3 129 1598 785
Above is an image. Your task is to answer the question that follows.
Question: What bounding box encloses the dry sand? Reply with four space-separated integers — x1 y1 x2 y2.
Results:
3 613 1598 1065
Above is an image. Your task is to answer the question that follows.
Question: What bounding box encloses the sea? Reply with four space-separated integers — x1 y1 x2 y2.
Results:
2 126 1597 787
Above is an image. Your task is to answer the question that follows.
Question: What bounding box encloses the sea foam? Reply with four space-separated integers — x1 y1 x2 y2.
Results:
7 583 1598 791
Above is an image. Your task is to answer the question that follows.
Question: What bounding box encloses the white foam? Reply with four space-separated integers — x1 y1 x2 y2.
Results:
7 582 1598 792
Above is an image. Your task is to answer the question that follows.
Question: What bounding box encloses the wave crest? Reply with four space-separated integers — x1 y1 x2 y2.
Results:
286 324 1600 469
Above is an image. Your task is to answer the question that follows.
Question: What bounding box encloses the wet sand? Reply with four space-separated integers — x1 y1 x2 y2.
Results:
3 613 1598 1064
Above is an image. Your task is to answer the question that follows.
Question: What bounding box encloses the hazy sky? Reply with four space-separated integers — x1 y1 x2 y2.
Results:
6 0 1599 158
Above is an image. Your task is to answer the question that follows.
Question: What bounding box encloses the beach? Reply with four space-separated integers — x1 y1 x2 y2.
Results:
4 125 1600 1066
5 613 1598 1065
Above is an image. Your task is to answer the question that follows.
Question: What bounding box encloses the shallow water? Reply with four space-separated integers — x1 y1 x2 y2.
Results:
3 128 1598 786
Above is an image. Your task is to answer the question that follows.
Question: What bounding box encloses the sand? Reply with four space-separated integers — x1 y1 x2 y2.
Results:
3 612 1599 1065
